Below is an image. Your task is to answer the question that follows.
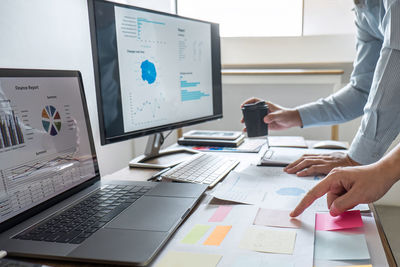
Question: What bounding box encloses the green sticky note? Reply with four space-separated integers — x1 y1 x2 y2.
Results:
181 225 211 244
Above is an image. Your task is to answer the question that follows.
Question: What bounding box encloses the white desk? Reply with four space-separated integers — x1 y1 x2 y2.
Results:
144 145 393 267
18 142 395 266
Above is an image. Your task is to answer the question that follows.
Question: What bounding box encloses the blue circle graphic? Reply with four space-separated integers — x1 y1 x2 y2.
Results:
140 60 157 84
276 187 305 196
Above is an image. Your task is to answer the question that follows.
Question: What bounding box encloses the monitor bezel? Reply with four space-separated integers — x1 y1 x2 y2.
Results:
0 69 100 233
88 0 223 145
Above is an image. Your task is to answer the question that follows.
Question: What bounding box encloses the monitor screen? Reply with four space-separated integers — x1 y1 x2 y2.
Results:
0 70 98 225
89 0 222 145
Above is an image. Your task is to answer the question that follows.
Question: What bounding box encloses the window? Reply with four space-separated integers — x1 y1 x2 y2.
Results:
177 0 303 37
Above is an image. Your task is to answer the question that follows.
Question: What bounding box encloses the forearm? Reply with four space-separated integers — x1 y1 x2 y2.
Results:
297 83 368 127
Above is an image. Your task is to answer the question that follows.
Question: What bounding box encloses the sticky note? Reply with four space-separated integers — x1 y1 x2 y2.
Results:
254 208 301 228
209 205 233 222
181 225 211 244
230 255 294 267
337 265 372 267
239 227 297 254
316 210 363 231
203 225 232 246
155 251 222 267
314 231 370 260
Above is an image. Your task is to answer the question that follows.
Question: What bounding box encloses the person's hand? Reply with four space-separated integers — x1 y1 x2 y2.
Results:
290 164 397 217
284 152 360 177
240 98 302 131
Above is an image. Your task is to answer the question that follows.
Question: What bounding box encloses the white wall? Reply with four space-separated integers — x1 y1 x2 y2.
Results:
221 35 356 66
303 0 355 36
0 0 174 176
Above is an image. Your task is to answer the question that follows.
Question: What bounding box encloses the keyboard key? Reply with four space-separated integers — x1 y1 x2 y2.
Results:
161 154 239 188
13 187 137 244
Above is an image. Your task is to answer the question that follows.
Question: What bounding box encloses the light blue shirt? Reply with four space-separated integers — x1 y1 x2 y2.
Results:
297 0 400 165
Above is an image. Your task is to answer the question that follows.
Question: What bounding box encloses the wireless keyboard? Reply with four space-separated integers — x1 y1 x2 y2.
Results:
161 153 239 187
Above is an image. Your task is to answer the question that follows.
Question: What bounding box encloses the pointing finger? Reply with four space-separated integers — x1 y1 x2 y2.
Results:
290 176 333 217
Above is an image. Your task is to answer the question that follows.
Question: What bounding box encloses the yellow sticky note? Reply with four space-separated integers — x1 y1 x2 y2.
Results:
203 225 232 246
155 251 222 267
240 227 297 254
336 265 372 267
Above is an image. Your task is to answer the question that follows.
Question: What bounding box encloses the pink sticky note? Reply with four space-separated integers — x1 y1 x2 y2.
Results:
315 210 363 231
208 206 233 222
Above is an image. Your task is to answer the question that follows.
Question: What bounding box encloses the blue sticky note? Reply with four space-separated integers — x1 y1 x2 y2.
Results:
315 231 370 260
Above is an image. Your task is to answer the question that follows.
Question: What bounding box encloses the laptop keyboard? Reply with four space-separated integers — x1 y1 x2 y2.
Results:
13 185 152 244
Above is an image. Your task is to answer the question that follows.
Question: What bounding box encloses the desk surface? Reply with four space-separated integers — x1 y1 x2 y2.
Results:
10 143 396 267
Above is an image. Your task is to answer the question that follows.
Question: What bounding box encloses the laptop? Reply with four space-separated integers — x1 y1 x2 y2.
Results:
0 69 207 265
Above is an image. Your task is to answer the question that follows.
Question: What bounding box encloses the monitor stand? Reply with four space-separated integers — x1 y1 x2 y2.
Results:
128 133 198 169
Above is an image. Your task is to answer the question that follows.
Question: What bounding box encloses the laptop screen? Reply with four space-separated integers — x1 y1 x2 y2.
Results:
0 70 98 224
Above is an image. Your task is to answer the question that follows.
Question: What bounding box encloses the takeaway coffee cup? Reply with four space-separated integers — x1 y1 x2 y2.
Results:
241 101 269 137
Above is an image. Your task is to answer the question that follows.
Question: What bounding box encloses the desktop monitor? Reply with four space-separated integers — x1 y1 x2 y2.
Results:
88 0 222 168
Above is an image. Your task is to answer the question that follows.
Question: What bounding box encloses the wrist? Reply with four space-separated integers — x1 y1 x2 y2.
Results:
372 159 400 185
291 109 303 128
347 155 360 166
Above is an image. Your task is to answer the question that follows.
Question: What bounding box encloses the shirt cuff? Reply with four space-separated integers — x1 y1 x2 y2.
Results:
297 103 322 128
348 130 386 165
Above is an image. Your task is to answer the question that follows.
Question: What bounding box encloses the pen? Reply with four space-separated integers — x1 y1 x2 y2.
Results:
147 167 171 181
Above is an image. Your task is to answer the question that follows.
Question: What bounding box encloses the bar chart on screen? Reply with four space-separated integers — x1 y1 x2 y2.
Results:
0 102 33 150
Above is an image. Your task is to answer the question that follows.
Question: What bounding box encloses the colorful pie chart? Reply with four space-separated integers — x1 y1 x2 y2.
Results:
42 105 61 136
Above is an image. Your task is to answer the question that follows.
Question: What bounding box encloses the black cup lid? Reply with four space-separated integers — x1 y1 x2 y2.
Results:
242 101 268 110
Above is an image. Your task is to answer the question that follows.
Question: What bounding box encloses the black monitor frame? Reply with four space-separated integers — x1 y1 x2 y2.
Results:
88 0 222 146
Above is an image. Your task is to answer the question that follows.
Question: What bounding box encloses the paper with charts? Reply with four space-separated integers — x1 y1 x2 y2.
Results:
210 169 316 209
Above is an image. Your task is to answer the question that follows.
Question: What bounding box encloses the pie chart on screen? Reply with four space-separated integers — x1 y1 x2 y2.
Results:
42 105 61 136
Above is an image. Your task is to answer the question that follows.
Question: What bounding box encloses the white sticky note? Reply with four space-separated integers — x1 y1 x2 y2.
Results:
314 231 370 260
254 208 301 228
239 227 297 254
155 251 222 267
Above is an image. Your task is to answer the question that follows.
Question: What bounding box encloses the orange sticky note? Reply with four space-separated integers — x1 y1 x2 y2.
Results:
203 225 232 246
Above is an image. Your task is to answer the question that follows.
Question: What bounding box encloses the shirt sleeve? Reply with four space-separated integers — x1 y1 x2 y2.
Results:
348 0 400 164
297 10 382 127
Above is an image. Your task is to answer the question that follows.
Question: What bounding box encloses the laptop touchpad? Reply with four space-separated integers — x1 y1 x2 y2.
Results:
106 196 195 232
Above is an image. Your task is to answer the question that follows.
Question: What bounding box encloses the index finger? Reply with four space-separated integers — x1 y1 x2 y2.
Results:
290 177 332 217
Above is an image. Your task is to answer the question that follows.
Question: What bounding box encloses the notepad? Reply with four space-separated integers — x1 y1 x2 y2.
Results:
239 227 297 254
253 208 301 228
314 231 370 260
181 225 211 244
315 210 363 231
209 206 233 222
155 251 222 267
203 225 232 246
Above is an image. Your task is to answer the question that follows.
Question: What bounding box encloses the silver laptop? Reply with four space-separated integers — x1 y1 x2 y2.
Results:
0 69 207 265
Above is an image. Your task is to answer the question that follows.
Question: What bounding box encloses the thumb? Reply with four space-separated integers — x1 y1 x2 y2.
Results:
329 191 358 217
